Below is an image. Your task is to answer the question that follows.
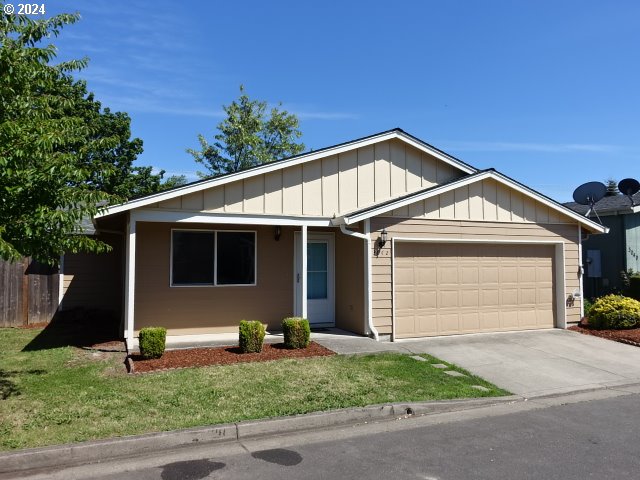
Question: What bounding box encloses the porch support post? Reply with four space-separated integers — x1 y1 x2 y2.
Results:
124 212 136 348
301 224 308 319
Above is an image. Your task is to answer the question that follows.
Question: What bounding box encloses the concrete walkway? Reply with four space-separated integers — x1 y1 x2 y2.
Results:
313 328 640 398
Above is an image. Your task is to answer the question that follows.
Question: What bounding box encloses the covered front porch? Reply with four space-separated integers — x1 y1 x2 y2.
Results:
120 210 374 349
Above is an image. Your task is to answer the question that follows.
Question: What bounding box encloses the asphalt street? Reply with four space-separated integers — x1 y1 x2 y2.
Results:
13 388 640 480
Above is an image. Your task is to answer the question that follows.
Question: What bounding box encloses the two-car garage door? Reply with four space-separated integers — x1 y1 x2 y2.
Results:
394 242 556 338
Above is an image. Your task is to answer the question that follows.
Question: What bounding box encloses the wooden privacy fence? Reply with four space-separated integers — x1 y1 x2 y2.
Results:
0 258 60 327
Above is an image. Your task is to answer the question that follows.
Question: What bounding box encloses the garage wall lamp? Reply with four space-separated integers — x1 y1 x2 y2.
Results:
274 225 281 241
377 229 388 249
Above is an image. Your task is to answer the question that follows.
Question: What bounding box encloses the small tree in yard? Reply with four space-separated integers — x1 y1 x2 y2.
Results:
0 10 164 264
187 85 305 177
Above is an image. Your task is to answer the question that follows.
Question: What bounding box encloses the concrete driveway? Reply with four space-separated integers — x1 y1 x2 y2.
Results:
398 329 640 398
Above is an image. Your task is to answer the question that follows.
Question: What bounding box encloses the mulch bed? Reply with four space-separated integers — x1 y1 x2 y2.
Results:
129 342 336 374
569 324 640 347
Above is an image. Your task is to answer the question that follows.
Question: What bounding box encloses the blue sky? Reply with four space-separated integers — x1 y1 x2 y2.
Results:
48 0 638 201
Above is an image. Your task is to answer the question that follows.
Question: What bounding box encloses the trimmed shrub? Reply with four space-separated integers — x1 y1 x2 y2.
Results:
239 320 265 353
138 327 167 359
282 317 311 349
588 295 640 330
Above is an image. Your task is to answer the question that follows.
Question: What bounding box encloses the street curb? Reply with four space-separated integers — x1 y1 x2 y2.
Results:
0 395 519 475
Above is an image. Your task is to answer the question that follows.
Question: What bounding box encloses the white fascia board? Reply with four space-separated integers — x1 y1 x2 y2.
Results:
342 172 491 224
97 131 476 218
341 170 608 234
488 171 608 234
131 209 333 227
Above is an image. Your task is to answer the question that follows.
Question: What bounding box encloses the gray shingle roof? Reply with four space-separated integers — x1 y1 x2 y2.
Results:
564 193 640 215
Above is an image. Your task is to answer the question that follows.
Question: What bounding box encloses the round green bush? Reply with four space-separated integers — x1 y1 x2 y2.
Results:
588 295 640 330
138 327 167 359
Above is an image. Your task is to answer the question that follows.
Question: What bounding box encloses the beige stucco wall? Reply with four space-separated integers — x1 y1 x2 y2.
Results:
62 233 123 316
134 223 296 334
149 140 464 217
134 223 368 335
335 229 365 335
370 217 581 336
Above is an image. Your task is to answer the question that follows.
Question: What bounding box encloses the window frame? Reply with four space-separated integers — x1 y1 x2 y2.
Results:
170 228 258 287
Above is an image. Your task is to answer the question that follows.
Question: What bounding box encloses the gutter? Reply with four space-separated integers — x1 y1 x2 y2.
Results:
339 222 379 341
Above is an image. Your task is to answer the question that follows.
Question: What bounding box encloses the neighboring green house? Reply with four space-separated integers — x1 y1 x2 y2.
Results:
565 193 640 298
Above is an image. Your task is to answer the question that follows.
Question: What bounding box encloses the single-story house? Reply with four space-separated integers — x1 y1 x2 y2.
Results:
565 192 640 298
60 129 607 348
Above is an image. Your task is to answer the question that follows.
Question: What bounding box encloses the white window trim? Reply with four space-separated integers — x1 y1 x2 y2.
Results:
170 228 258 287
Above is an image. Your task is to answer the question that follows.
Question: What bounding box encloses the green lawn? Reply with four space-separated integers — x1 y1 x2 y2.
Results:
0 328 508 451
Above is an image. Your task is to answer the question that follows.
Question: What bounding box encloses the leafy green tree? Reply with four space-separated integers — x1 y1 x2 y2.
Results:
160 174 188 191
187 85 305 177
70 87 163 200
605 178 620 197
0 12 111 263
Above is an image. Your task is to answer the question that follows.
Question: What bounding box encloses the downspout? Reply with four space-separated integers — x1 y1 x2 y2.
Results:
339 222 379 341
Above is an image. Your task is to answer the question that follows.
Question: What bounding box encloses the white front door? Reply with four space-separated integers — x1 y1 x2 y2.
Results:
294 232 335 327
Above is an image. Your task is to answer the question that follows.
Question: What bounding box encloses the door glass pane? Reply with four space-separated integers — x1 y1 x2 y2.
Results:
307 242 328 299
307 243 327 271
308 272 327 299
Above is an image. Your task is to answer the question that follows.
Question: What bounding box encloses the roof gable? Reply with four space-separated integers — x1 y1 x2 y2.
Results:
337 170 608 234
97 129 476 218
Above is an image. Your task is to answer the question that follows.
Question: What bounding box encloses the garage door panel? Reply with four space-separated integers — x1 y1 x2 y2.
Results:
520 287 537 305
537 266 553 282
438 267 459 285
481 289 499 307
439 290 459 308
500 310 520 328
461 267 479 284
500 267 518 283
461 312 480 331
439 314 460 334
417 290 437 308
480 311 501 330
395 265 415 285
461 289 479 307
518 266 537 283
417 313 438 334
395 291 415 309
417 267 437 286
394 242 555 338
518 309 537 327
501 288 518 306
538 287 553 304
480 267 499 284
396 315 417 335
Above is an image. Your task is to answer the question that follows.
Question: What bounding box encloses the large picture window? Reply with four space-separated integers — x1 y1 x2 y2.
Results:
171 230 256 286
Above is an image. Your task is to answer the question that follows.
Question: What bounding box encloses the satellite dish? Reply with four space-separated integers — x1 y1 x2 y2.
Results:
572 181 606 221
618 178 640 206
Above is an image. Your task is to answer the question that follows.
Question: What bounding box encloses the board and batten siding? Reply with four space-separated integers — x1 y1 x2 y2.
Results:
369 218 581 336
148 140 464 217
383 178 571 224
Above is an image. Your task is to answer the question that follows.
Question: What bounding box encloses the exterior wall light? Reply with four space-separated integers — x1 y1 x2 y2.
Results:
378 229 388 249
274 226 281 241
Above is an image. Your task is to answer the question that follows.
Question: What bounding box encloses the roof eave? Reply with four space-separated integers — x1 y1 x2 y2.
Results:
96 129 477 219
339 170 609 234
